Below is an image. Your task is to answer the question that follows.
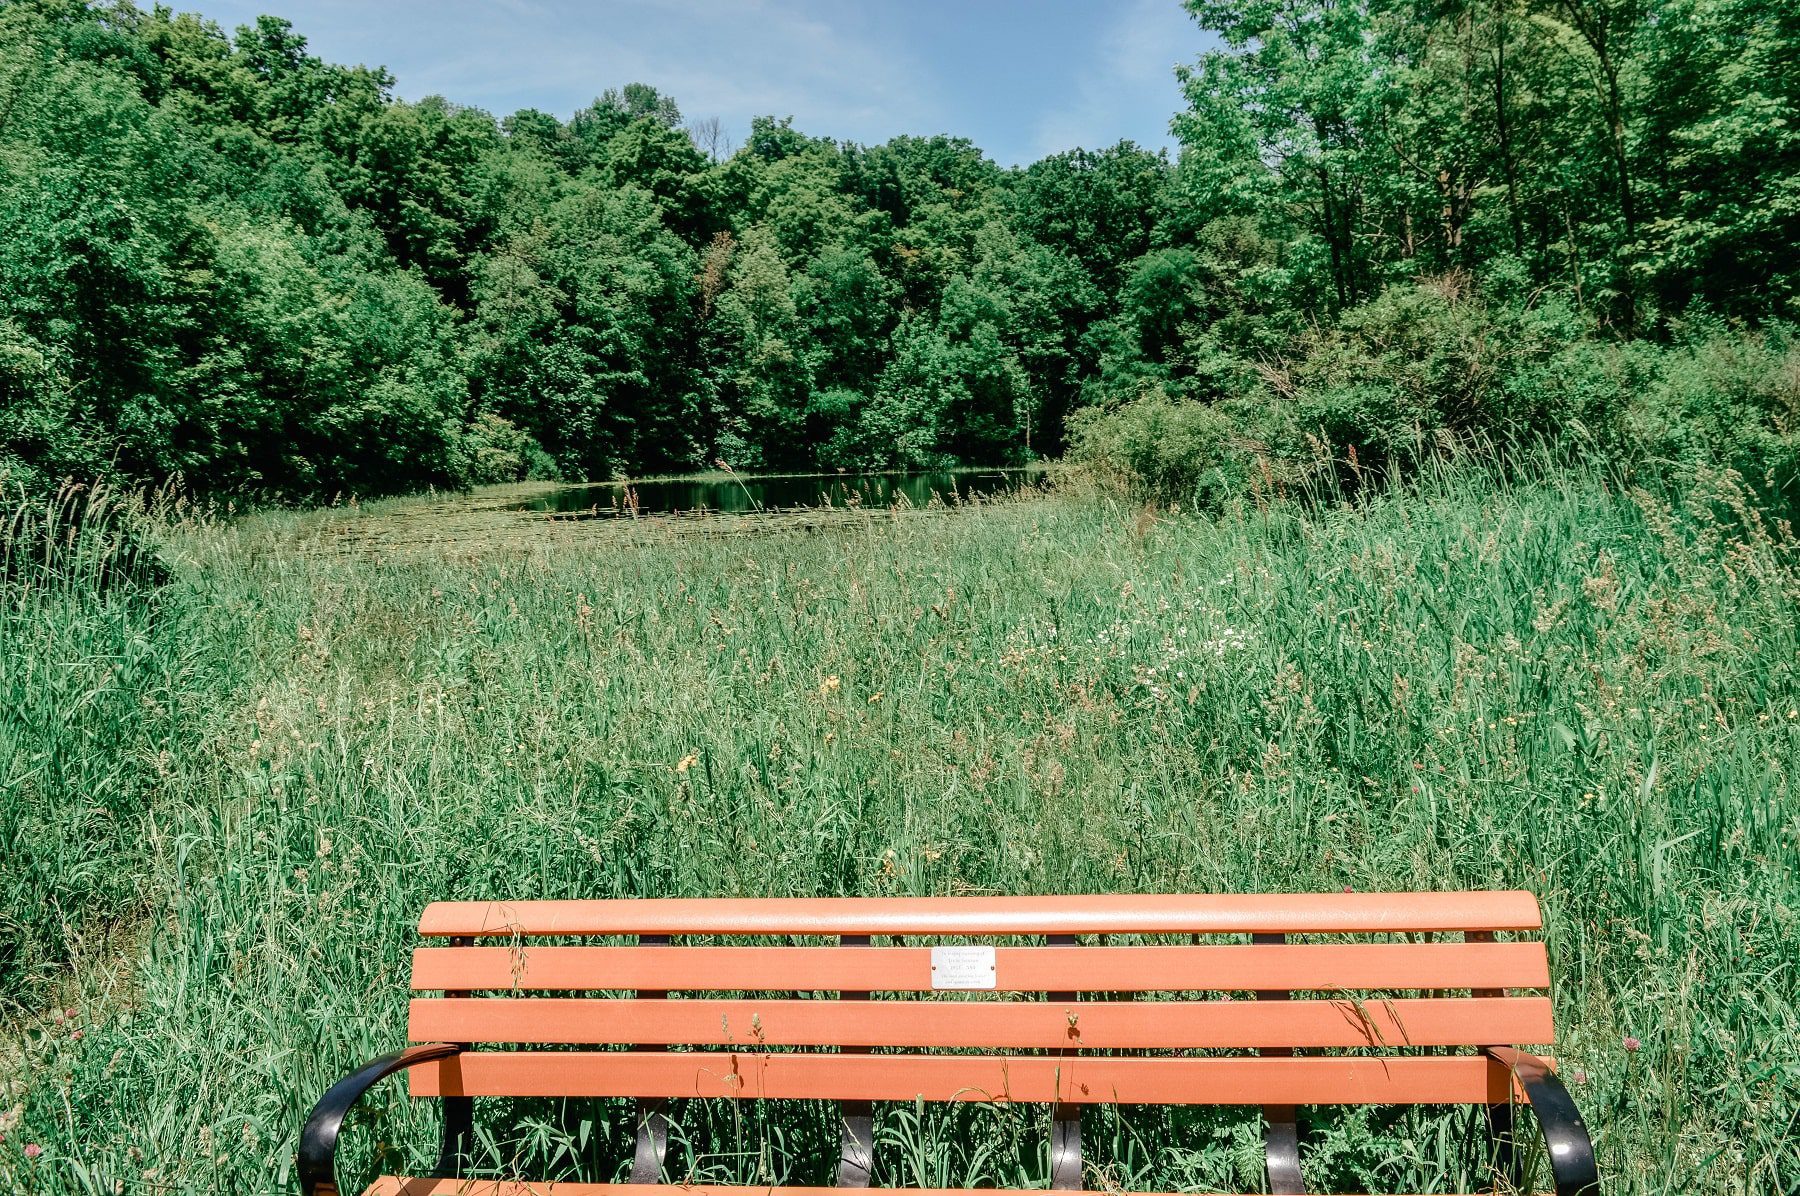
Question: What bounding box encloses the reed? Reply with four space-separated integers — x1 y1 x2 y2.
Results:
0 463 1795 1194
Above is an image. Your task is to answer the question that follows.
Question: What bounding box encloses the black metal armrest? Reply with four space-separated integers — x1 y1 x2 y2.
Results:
1484 1046 1600 1196
297 1042 463 1196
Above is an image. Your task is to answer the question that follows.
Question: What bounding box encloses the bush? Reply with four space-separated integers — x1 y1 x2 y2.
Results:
459 412 560 485
1627 320 1800 496
1067 389 1264 508
1069 281 1798 515
1274 275 1591 463
1072 276 1594 506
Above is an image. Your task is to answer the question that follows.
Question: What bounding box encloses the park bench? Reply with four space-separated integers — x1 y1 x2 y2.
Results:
298 892 1597 1196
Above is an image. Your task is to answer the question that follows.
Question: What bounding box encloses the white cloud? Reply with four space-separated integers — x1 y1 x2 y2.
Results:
1028 0 1201 160
225 0 944 147
196 0 1205 164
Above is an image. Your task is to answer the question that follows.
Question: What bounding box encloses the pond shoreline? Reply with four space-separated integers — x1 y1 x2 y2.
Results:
503 465 1052 518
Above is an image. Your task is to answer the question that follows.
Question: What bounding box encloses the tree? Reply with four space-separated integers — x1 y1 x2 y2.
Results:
469 185 700 478
4 0 1796 505
701 225 812 465
687 115 733 162
1010 142 1170 296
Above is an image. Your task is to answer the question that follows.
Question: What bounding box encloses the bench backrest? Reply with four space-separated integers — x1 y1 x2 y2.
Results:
405 892 1550 1108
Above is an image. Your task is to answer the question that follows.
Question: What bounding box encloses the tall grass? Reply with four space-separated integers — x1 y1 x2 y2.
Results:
0 465 1796 1194
0 483 194 1001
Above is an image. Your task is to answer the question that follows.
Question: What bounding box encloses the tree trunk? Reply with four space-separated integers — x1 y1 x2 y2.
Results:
1318 166 1349 311
1492 0 1525 255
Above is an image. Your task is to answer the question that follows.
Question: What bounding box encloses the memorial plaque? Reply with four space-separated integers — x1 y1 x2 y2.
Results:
929 945 997 990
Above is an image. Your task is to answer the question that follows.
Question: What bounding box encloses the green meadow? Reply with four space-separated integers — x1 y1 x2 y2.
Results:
2 466 1796 1195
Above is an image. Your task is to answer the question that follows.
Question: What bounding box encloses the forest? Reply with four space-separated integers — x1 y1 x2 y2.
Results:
1 0 1795 504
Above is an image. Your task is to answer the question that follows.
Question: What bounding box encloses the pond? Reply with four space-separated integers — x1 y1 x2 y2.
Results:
505 468 1043 519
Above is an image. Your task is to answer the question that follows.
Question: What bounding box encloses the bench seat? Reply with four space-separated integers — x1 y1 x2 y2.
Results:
365 1184 1434 1196
301 893 1597 1196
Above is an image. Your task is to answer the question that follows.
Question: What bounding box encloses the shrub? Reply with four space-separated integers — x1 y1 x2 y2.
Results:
1275 275 1590 464
459 412 560 486
1626 321 1800 497
1070 278 1800 509
1067 389 1263 508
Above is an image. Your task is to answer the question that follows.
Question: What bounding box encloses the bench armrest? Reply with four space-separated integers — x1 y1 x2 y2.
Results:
297 1042 463 1196
1484 1047 1599 1196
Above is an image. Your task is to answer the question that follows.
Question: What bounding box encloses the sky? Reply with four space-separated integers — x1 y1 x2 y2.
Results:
188 0 1217 167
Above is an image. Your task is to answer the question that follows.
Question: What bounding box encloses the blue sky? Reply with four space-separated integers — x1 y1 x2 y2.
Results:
189 0 1215 167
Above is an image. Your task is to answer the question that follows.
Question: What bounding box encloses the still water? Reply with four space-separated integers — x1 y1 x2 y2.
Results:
506 468 1040 518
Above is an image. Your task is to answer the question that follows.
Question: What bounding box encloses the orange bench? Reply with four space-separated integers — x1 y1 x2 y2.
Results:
297 893 1597 1196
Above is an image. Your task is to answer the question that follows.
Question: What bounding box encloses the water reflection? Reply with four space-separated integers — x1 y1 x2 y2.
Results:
507 469 1039 518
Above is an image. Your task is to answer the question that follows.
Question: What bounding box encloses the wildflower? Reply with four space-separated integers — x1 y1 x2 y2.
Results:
675 754 698 774
819 675 841 696
24 1144 42 1160
1622 1036 1641 1052
71 1029 83 1041
1570 1070 1589 1085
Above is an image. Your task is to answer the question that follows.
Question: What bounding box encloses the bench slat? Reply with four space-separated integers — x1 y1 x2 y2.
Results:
362 1183 1410 1196
363 1184 1408 1196
410 942 1550 994
417 892 1541 937
406 1051 1511 1105
407 994 1552 1049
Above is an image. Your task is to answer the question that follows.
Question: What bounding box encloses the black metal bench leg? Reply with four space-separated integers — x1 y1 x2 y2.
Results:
1047 933 1083 1190
631 1099 671 1184
1485 1099 1522 1192
839 1100 875 1187
1049 1104 1082 1190
1483 1048 1598 1196
631 933 672 1184
433 1096 474 1176
1253 933 1305 1194
1264 1103 1304 1194
839 934 875 1186
433 935 475 1178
